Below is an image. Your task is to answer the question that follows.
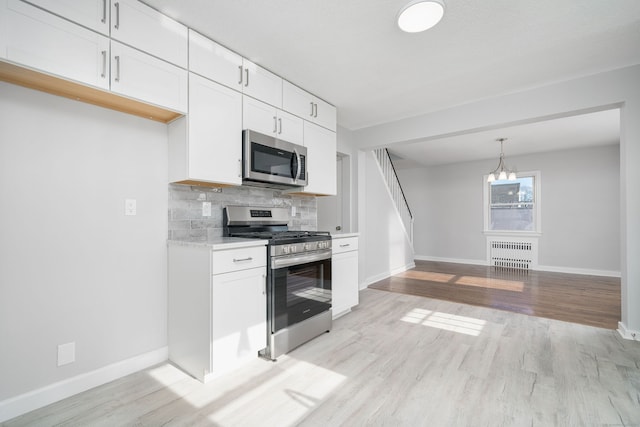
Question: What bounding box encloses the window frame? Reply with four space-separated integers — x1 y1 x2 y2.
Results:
483 170 542 236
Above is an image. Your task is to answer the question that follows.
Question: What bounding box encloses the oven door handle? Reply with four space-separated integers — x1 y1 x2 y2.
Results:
271 250 331 269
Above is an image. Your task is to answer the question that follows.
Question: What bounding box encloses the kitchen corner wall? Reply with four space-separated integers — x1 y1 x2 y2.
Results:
168 184 317 240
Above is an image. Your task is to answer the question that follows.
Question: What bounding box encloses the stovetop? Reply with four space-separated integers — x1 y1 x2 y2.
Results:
228 230 331 245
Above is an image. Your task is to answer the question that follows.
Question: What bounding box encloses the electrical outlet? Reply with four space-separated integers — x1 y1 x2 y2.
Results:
57 342 75 366
202 202 211 217
291 206 297 217
125 199 136 216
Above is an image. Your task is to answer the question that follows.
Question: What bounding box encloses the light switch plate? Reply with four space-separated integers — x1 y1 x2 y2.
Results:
125 199 136 216
57 342 75 366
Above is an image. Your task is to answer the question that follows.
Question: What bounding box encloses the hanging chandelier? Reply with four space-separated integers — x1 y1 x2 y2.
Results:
487 138 517 182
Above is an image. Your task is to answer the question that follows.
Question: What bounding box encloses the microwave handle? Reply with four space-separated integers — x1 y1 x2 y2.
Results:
292 149 301 181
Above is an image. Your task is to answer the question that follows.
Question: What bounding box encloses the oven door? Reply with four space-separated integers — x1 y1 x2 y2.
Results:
270 250 331 333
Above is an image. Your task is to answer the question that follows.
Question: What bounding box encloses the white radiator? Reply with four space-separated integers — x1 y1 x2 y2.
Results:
488 239 537 270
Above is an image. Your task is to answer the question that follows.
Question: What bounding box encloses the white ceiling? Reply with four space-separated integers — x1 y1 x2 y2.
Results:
386 108 620 168
143 0 637 163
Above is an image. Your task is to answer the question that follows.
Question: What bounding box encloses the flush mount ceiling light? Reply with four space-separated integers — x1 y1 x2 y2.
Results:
487 138 517 182
397 0 445 33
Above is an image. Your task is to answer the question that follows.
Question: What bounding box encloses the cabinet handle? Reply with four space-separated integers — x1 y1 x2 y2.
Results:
244 68 249 87
310 102 314 117
233 257 253 263
238 65 243 85
314 103 318 118
114 2 120 29
278 118 282 134
273 116 277 133
114 55 120 82
263 274 266 295
100 50 107 78
101 0 107 24
340 243 350 248
238 158 241 178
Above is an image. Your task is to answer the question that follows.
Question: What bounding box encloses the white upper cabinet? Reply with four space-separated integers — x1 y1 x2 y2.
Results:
241 58 282 108
301 121 336 195
168 73 242 186
111 0 187 68
189 29 243 91
283 81 336 131
0 0 110 89
111 40 187 112
23 0 110 35
243 96 303 145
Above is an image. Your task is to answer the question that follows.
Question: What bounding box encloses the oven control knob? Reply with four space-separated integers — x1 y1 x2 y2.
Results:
291 245 297 253
282 246 289 254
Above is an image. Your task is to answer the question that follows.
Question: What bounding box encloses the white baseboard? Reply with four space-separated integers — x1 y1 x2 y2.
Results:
415 255 488 266
0 346 168 423
414 256 621 278
362 261 415 289
617 322 640 341
536 265 621 278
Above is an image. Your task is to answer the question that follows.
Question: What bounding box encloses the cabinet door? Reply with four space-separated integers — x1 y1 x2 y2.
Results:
243 95 277 136
313 97 337 132
277 109 303 145
0 0 110 89
302 121 337 195
332 250 359 317
25 0 109 35
187 73 242 185
189 29 243 91
282 80 314 121
111 41 187 113
242 58 282 108
111 0 187 67
211 267 267 371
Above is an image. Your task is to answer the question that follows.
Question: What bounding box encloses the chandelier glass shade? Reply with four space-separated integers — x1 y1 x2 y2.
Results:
487 138 517 182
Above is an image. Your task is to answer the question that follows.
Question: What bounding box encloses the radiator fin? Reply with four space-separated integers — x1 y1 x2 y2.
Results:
490 240 533 270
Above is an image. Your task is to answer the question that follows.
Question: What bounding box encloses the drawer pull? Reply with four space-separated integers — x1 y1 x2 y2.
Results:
233 257 253 263
339 243 350 248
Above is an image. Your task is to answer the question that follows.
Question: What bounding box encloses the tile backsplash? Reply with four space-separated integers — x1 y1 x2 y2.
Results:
168 184 317 241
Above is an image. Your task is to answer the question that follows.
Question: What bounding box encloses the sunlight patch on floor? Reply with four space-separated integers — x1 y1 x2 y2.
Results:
206 359 346 425
397 270 524 292
401 308 486 336
455 276 524 292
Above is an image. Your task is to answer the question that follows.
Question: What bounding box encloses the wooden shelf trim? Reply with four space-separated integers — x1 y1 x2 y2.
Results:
0 60 183 124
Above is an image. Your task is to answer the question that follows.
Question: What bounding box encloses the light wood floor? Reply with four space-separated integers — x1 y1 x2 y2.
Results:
370 260 621 329
5 289 640 426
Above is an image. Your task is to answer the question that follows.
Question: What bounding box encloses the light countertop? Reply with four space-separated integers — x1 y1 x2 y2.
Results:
168 237 268 251
331 232 359 239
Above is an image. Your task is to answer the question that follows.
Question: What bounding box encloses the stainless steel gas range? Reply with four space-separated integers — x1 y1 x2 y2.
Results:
223 205 332 360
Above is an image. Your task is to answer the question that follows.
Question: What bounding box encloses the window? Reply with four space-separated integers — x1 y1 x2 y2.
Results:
483 171 541 234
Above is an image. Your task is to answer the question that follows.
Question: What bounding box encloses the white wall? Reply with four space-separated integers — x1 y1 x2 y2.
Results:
352 64 640 335
0 83 168 402
398 145 620 273
362 151 415 286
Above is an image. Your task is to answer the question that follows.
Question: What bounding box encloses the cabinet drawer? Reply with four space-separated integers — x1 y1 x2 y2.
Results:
332 237 358 255
212 245 266 275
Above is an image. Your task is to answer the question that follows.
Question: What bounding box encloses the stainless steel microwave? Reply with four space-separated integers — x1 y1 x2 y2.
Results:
242 130 308 188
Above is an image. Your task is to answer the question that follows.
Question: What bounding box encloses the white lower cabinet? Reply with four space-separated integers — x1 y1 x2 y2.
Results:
168 242 267 382
332 235 359 318
168 73 242 186
0 0 110 89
